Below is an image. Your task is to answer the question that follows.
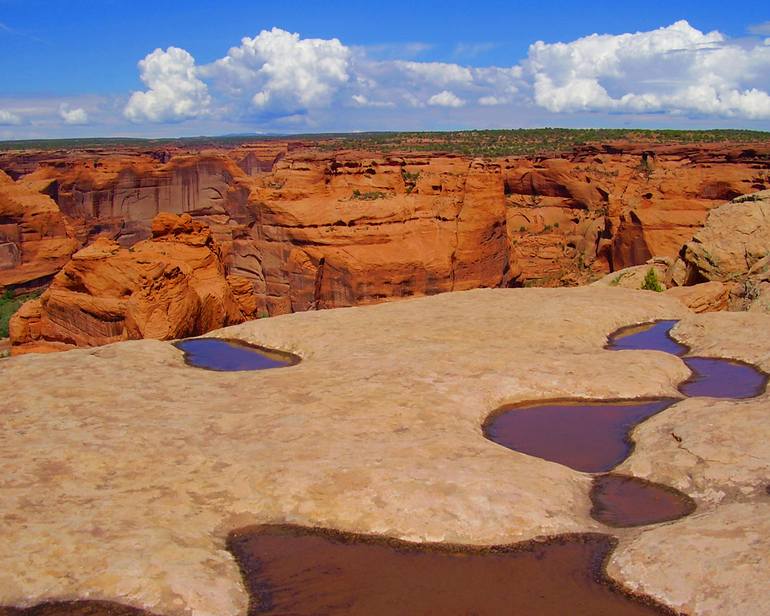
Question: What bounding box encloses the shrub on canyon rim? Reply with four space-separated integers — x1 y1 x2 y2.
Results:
641 268 664 292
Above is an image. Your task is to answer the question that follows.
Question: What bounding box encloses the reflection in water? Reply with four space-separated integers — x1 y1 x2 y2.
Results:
606 320 688 356
681 357 767 398
606 319 767 398
174 338 298 372
484 399 678 473
228 525 678 616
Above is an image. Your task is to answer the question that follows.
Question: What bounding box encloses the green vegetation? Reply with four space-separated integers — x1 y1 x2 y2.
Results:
0 290 40 338
641 268 664 292
351 189 387 200
401 169 421 194
316 128 770 158
635 157 654 181
3 128 769 157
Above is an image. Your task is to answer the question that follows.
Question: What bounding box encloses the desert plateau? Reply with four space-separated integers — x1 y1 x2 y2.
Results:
2 3 770 615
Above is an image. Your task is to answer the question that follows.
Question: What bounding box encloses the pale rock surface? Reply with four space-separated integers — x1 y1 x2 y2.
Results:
611 311 770 614
680 190 770 283
591 260 669 290
0 288 767 615
663 281 731 313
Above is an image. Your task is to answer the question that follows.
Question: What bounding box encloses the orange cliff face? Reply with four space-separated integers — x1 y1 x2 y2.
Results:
0 170 79 291
2 139 769 353
9 213 251 355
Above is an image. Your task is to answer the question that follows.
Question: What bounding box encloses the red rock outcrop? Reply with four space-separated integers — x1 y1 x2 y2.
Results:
9 213 249 354
0 170 78 290
2 139 769 352
502 142 770 282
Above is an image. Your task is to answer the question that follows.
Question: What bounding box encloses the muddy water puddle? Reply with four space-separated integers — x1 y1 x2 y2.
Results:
680 356 767 398
227 525 678 616
485 318 767 533
483 398 677 473
608 319 767 398
607 319 688 356
174 338 299 372
590 474 696 527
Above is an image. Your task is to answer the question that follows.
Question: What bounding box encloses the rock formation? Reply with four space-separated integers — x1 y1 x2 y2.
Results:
1 139 769 352
0 170 78 291
9 213 250 354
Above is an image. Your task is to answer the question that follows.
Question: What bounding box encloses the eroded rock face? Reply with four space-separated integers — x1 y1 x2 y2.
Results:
9 213 248 354
0 288 767 615
664 281 731 313
2 140 768 350
0 170 78 290
679 190 770 283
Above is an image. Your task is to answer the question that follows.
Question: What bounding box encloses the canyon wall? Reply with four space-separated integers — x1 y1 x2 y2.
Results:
1 140 768 352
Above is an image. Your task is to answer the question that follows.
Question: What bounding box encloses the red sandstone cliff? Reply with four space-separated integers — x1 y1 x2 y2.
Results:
2 139 768 353
9 213 251 355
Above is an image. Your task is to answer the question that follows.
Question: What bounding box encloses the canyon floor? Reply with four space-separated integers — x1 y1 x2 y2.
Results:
1 287 768 615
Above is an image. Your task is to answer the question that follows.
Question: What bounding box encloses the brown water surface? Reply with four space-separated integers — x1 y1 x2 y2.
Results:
227 525 679 616
591 474 696 527
483 398 679 472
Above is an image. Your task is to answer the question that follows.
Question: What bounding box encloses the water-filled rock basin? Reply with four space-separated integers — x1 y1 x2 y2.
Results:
607 319 767 398
607 319 688 356
590 474 696 527
680 357 767 398
483 399 678 473
227 525 677 616
174 338 299 372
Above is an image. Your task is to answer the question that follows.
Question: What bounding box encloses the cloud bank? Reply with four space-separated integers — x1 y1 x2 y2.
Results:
528 20 770 119
119 21 770 128
4 20 770 136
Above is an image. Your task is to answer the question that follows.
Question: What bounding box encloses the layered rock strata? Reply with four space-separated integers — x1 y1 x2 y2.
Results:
1 140 768 352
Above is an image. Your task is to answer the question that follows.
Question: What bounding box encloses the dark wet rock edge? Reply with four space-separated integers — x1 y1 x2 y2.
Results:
173 336 302 371
226 524 685 616
0 601 158 616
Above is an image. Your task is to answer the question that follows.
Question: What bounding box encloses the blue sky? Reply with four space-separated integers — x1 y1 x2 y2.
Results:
1 0 769 138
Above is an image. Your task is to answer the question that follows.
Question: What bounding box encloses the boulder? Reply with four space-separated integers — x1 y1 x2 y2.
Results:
664 281 731 313
680 191 770 283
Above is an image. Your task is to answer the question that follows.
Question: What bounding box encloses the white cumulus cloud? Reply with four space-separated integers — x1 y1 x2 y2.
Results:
0 109 21 125
59 105 88 125
393 61 474 87
124 47 211 123
526 20 770 119
115 22 770 129
428 90 465 107
204 27 350 114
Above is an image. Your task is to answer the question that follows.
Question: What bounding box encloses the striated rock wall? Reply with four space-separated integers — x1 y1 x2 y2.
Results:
2 140 768 351
0 170 78 291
